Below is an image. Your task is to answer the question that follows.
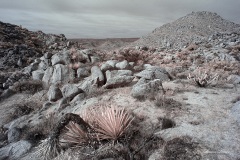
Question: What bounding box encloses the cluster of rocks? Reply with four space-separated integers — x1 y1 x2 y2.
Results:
0 21 69 71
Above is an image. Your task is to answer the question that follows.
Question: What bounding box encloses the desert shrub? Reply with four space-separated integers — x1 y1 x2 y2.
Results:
187 70 219 87
5 101 42 125
153 93 181 109
11 80 44 93
23 113 57 145
163 136 201 160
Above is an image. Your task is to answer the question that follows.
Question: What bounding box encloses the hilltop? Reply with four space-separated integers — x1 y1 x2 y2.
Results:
133 11 240 50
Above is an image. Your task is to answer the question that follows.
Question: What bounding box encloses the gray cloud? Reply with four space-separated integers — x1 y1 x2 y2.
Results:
0 0 239 38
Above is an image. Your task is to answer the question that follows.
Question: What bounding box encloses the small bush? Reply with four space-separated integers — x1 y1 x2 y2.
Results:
187 70 219 87
11 80 44 93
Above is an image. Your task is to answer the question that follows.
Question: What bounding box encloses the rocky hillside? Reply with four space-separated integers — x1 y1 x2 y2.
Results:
0 11 240 160
0 21 68 71
133 11 240 50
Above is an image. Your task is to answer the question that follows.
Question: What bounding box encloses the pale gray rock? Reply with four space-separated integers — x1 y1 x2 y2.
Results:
42 67 54 84
106 60 118 67
38 59 49 70
32 70 44 81
47 85 63 101
227 75 240 84
91 66 105 86
77 68 90 79
106 70 133 80
0 140 32 160
115 60 129 70
70 93 85 105
101 63 114 72
103 76 134 89
61 84 83 99
131 78 164 99
90 56 100 63
135 66 170 81
44 52 52 59
51 50 70 66
8 127 21 143
79 77 94 94
51 64 74 84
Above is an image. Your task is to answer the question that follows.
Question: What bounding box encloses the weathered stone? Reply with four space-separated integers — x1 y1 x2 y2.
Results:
32 70 44 80
47 85 63 101
42 67 54 84
116 60 129 69
44 52 52 59
61 84 84 99
8 127 21 143
103 76 134 89
70 93 86 105
38 59 49 70
91 66 105 86
77 68 90 79
90 56 100 63
131 78 164 99
51 50 70 66
51 64 74 84
101 63 114 72
106 60 118 67
105 70 133 81
227 75 240 84
135 66 170 81
23 62 39 74
0 140 32 159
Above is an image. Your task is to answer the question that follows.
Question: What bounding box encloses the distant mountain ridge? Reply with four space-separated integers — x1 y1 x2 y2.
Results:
133 11 240 49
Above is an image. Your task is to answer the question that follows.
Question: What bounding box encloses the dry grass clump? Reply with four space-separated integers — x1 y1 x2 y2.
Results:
23 113 57 144
163 136 201 160
187 70 219 87
154 93 181 109
11 80 44 93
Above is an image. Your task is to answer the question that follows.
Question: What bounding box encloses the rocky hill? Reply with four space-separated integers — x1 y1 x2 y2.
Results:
0 21 68 71
0 12 240 160
133 11 240 50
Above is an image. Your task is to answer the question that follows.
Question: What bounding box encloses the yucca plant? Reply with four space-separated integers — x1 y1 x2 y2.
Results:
61 121 89 145
91 105 134 142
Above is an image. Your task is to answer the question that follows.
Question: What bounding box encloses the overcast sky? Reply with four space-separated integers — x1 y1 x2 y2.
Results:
0 0 239 38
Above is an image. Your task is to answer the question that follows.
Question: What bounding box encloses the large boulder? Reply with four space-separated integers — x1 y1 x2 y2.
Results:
116 60 130 70
91 66 105 86
131 78 164 99
135 66 170 81
105 70 133 80
0 140 32 160
100 60 118 72
51 50 70 66
77 68 90 79
61 84 84 99
42 67 54 84
103 70 134 88
7 127 21 143
47 85 63 101
51 64 74 84
103 76 134 89
42 64 74 85
32 70 45 81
